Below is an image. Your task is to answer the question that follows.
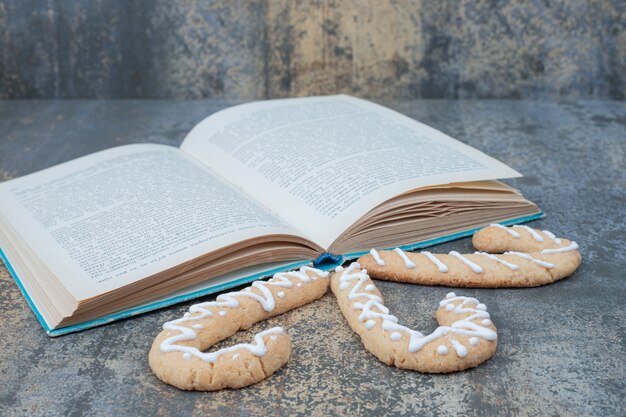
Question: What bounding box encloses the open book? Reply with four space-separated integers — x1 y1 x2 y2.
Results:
0 95 542 335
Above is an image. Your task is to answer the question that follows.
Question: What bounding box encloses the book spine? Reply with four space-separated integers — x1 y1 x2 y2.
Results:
313 252 343 266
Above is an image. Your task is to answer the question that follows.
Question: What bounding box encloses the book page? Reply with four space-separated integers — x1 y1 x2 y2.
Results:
181 95 521 249
0 144 301 300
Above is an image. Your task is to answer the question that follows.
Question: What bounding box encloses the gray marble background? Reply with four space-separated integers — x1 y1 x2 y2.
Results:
1 0 624 100
1 99 625 416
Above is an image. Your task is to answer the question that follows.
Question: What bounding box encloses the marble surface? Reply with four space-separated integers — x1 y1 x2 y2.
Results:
0 1 625 100
0 99 624 416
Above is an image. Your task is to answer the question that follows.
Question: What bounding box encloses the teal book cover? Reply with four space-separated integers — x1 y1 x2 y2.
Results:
0 213 542 336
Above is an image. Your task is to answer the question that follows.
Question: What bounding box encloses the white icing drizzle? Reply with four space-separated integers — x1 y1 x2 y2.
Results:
370 249 385 266
277 291 285 298
469 337 479 346
481 319 491 326
365 320 376 329
394 248 416 269
513 225 544 242
337 264 496 357
179 327 284 363
232 353 239 360
541 241 579 254
159 266 328 362
365 284 375 291
218 310 227 316
474 251 519 270
390 332 401 341
192 324 203 330
449 339 468 358
490 223 520 238
504 251 555 268
421 251 448 272
449 251 484 273
437 345 448 355
542 229 562 245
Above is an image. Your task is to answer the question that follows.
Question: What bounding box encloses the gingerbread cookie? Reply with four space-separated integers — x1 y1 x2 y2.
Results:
331 263 497 373
358 225 580 288
149 266 329 391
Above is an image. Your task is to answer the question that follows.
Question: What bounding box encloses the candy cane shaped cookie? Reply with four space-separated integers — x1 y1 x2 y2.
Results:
331 263 497 373
149 266 329 391
358 225 581 288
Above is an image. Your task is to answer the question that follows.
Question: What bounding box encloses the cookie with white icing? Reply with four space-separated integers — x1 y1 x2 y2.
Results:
149 266 329 391
331 263 497 373
358 225 581 288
